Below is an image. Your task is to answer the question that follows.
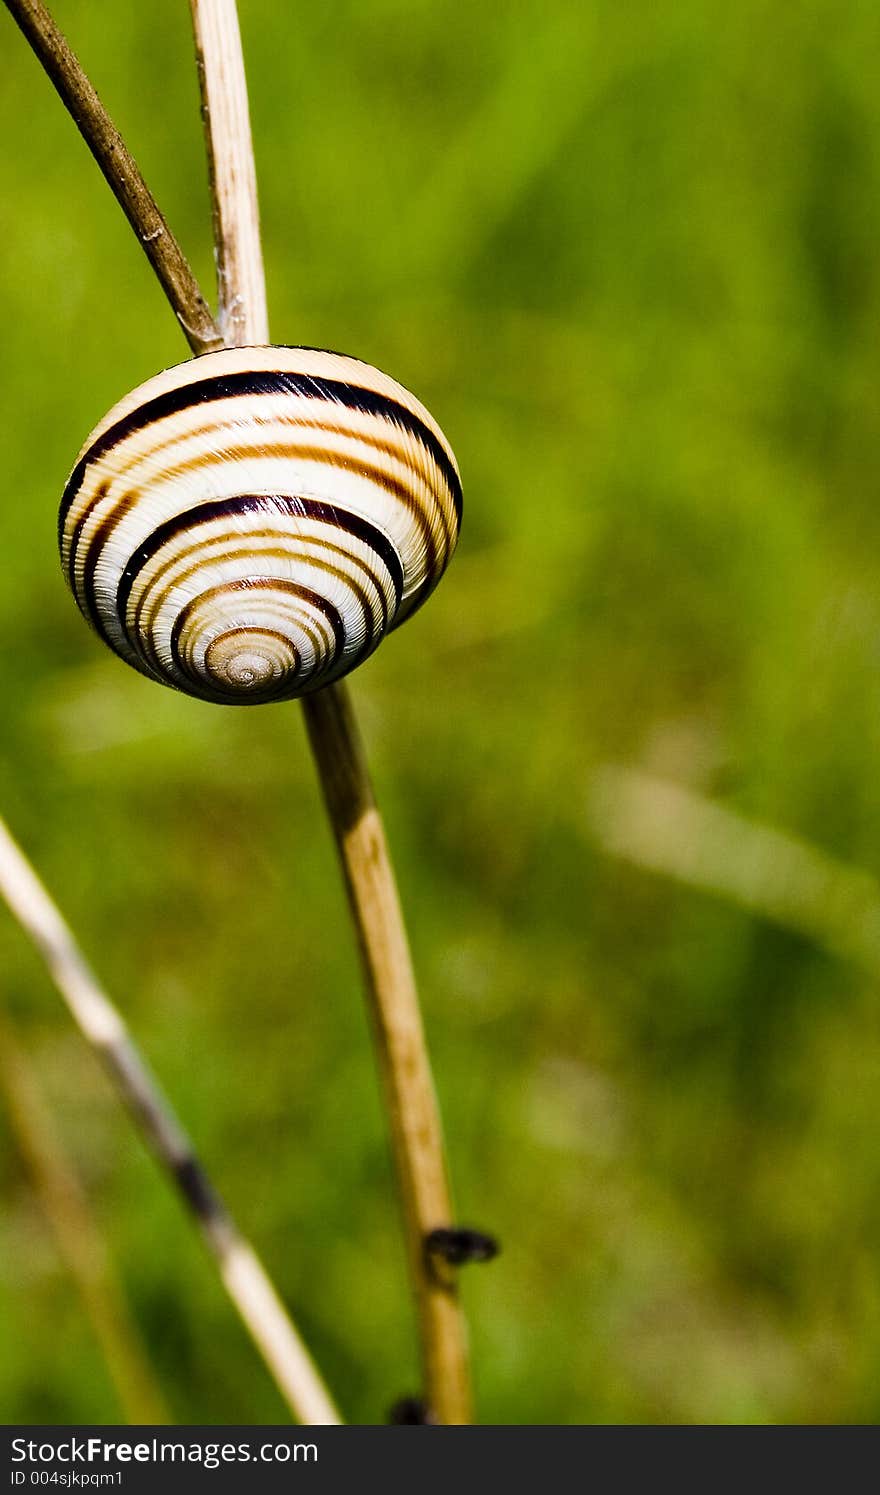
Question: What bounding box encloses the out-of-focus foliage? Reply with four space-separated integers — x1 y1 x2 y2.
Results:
2 0 880 1425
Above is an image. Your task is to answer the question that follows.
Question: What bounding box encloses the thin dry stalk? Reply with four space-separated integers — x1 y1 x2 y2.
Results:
0 1008 170 1424
188 0 472 1421
189 0 269 345
0 815 340 1426
3 0 221 354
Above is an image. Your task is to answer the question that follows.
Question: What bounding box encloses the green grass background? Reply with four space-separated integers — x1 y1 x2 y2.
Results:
2 0 880 1425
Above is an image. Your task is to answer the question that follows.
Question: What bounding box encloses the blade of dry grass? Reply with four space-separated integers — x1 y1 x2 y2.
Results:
3 0 221 353
0 1007 170 1424
588 764 880 976
0 814 340 1425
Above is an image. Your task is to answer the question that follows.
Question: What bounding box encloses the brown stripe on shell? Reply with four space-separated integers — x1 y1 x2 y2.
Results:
68 434 452 590
166 593 337 694
129 532 391 660
169 578 350 693
73 490 139 636
135 551 378 685
146 442 448 575
59 363 462 537
72 413 459 556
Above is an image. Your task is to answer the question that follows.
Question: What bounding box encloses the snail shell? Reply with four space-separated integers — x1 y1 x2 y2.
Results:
59 346 462 704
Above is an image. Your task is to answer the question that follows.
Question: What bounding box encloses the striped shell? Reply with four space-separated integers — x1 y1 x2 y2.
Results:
59 346 462 704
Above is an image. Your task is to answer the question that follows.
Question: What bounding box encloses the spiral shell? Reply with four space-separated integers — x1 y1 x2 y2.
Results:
59 346 462 704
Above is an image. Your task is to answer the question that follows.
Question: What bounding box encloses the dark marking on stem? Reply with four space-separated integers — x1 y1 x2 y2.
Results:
174 1154 227 1224
425 1227 500 1268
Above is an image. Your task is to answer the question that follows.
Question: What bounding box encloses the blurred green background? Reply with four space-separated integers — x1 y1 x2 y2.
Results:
2 0 880 1426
